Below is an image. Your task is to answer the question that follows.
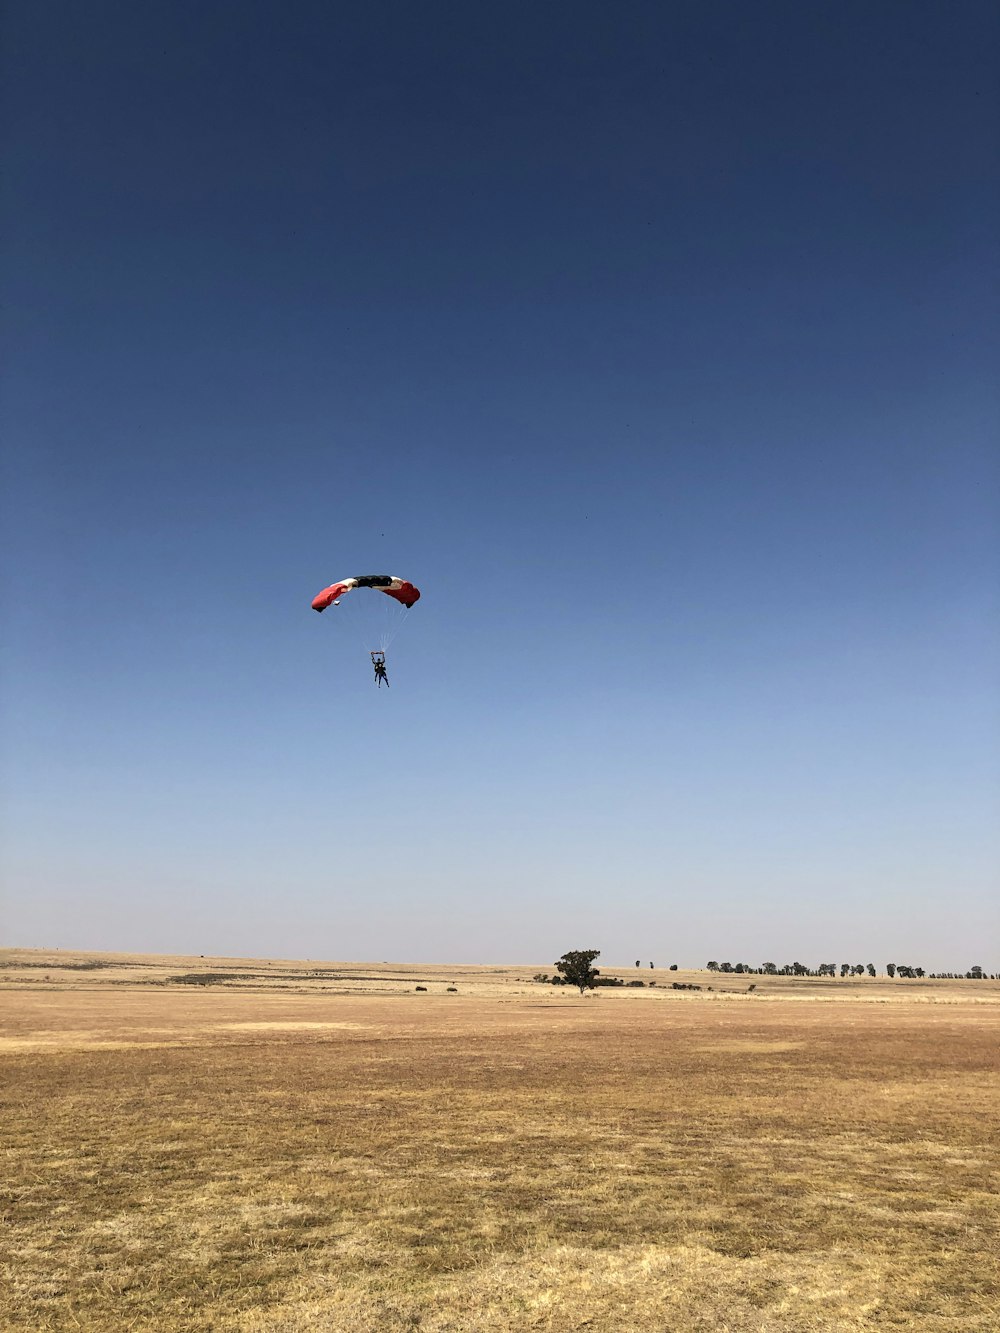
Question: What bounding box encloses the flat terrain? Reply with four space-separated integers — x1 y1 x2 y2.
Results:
2 950 998 1332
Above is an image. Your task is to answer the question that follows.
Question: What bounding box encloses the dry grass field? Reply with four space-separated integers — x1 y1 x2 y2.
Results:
2 950 998 1332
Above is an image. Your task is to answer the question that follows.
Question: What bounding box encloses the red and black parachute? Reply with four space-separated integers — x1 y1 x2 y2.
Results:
311 574 420 613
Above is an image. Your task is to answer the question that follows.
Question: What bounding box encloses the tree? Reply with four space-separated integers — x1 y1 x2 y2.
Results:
706 961 719 971
555 950 601 993
886 963 896 978
866 963 876 977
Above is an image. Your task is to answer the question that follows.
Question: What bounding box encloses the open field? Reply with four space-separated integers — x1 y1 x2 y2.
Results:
2 950 999 1331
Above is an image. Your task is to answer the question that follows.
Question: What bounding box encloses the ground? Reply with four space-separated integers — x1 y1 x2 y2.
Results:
2 950 998 1331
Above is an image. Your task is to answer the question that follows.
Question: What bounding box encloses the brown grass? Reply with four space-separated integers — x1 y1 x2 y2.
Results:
2 950 998 1331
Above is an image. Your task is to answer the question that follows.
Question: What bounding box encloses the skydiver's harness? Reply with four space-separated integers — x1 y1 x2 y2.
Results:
371 651 389 687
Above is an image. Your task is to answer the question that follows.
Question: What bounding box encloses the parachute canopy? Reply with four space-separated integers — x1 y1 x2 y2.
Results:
311 574 420 613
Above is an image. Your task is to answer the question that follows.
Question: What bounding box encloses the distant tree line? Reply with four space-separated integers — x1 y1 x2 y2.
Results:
904 966 995 980
705 961 876 976
704 961 996 979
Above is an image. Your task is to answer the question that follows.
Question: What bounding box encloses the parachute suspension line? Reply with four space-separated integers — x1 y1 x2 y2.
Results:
356 594 406 656
379 595 393 653
381 604 410 652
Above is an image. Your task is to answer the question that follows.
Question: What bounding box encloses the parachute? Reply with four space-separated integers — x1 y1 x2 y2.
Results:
311 574 420 613
311 574 420 674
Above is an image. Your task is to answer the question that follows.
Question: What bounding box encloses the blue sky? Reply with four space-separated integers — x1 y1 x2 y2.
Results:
3 1 998 969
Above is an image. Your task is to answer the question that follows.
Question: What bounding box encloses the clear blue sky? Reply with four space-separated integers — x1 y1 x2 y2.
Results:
3 1 997 969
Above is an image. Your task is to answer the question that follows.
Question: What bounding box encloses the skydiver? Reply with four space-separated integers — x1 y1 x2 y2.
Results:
371 651 389 688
